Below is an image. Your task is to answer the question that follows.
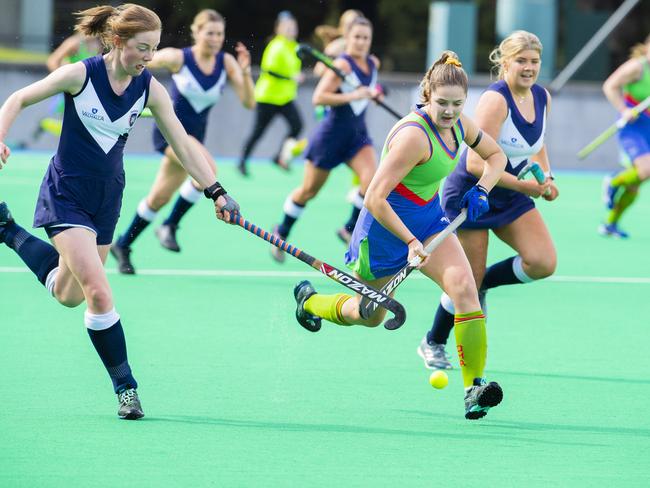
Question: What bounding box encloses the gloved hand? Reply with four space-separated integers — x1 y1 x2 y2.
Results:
460 184 489 222
215 194 240 223
204 181 241 223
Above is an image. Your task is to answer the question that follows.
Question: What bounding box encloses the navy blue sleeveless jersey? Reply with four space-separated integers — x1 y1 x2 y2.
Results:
34 55 151 244
442 80 548 228
304 54 377 170
328 54 377 126
153 47 227 153
54 55 151 177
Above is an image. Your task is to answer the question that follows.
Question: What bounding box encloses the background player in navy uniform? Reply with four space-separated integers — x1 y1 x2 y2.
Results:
0 4 239 419
419 31 559 370
270 17 381 262
111 9 254 274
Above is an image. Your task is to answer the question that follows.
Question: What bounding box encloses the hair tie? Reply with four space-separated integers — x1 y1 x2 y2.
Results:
445 58 462 68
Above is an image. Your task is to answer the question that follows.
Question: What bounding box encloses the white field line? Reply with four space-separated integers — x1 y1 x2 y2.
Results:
1 266 650 284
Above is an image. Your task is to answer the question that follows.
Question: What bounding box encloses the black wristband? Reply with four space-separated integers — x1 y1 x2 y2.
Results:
204 181 227 201
476 184 488 195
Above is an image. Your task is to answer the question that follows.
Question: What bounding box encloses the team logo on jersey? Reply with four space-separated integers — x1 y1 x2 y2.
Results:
81 107 105 121
129 111 139 127
502 136 524 149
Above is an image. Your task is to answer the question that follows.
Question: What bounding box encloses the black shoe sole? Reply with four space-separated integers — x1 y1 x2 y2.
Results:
465 382 503 420
119 410 145 420
159 242 181 253
478 382 503 408
294 281 321 332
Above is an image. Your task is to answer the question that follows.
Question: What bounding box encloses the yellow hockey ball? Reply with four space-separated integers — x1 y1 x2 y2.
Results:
429 370 449 389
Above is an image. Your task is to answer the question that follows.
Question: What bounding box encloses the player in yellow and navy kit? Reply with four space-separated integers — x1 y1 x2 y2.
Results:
600 34 650 238
292 52 508 420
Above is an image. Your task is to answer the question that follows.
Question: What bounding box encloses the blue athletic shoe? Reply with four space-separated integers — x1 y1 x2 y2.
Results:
293 280 322 332
464 378 503 420
601 174 620 210
0 201 15 244
598 223 629 239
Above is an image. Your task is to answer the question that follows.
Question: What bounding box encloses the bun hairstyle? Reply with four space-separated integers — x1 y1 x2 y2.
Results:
629 33 650 59
489 30 543 80
420 51 468 104
191 9 225 38
75 3 161 49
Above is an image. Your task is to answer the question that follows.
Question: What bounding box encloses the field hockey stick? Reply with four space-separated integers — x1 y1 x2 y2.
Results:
359 209 468 319
577 94 650 159
296 43 403 120
231 215 406 330
517 161 551 196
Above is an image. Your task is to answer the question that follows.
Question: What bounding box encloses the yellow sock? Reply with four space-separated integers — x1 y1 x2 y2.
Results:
606 187 639 224
454 311 487 388
611 166 640 187
304 293 352 325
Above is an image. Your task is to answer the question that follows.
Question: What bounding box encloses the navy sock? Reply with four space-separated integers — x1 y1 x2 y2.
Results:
117 214 151 248
277 214 297 238
87 320 137 393
278 203 305 237
427 304 455 345
481 256 522 290
344 205 362 233
2 223 59 285
163 195 194 227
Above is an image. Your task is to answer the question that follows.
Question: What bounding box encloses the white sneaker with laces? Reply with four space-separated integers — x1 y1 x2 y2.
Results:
417 336 453 370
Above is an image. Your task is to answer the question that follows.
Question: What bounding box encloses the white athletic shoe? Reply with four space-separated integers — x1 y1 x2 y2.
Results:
278 137 307 169
417 336 453 370
270 225 286 263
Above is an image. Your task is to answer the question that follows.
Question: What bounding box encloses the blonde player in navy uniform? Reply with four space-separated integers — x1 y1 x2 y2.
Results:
270 17 381 261
419 31 559 369
0 4 240 419
111 9 254 274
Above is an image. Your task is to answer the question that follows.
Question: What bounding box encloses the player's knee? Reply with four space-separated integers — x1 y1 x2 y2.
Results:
447 273 478 309
84 285 112 311
527 252 557 279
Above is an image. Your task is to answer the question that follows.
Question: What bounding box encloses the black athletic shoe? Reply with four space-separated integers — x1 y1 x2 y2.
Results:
110 241 135 275
237 160 249 177
336 227 352 245
117 388 144 420
293 280 322 332
0 201 15 244
464 379 503 420
155 223 181 252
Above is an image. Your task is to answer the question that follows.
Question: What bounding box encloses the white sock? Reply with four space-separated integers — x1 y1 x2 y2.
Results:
137 199 158 222
179 179 203 204
440 292 455 314
513 255 535 283
45 266 59 297
84 308 121 331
